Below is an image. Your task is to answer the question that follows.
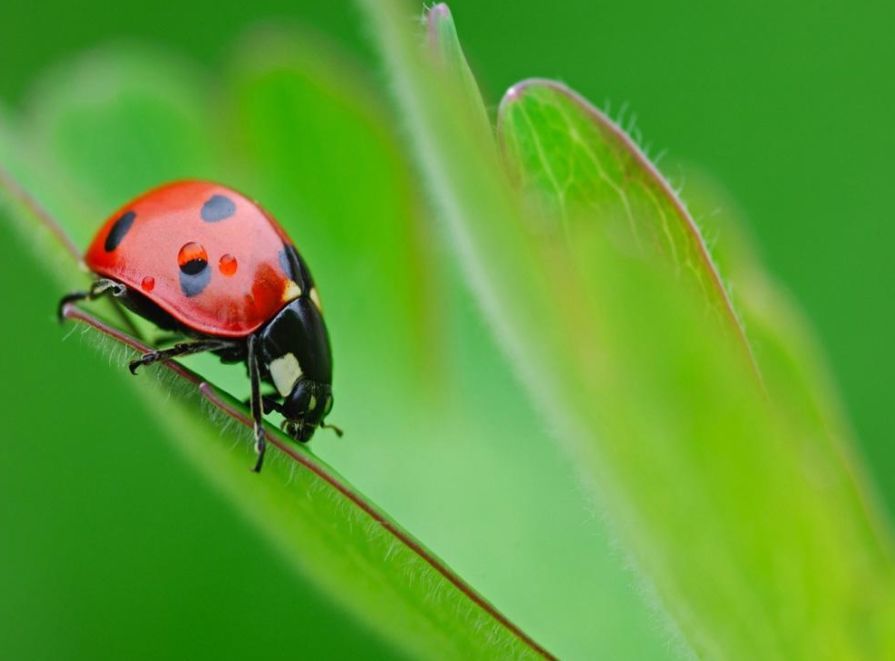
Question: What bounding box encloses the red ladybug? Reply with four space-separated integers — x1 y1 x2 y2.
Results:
59 180 339 471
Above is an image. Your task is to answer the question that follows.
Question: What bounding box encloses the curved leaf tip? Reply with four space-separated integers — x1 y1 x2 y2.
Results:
496 77 756 370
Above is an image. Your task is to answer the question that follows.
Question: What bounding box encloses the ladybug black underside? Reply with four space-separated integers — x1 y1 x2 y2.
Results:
117 281 333 387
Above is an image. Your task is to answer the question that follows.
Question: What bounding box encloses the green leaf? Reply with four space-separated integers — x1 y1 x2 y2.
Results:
69 306 550 660
358 1 895 657
497 80 750 358
1 46 551 659
426 4 491 133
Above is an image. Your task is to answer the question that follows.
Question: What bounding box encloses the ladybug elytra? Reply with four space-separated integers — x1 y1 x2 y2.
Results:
59 180 340 472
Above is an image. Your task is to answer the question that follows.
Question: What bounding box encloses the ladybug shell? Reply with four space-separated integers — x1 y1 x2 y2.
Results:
85 180 309 338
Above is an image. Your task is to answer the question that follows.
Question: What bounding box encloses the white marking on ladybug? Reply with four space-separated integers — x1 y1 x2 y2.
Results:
310 287 323 311
282 280 302 302
270 353 302 397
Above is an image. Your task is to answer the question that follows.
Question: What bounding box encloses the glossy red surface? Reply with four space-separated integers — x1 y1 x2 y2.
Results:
85 180 300 338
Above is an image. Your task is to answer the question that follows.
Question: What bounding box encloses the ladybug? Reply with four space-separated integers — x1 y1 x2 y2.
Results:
59 180 340 472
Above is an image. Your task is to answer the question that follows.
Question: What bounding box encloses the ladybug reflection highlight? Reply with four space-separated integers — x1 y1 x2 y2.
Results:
59 180 340 471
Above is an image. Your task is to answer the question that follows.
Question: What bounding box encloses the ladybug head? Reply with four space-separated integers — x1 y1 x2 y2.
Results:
281 378 334 442
258 297 336 442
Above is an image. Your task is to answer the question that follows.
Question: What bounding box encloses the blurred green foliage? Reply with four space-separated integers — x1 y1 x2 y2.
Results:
1 1 893 659
370 3 895 655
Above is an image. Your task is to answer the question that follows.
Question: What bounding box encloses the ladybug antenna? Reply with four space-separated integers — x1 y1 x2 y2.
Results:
321 422 344 438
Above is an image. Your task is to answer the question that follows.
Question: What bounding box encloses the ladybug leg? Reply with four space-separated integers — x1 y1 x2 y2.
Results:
261 396 284 415
151 333 186 348
58 278 126 322
58 292 89 321
247 335 266 473
241 393 281 414
128 339 236 375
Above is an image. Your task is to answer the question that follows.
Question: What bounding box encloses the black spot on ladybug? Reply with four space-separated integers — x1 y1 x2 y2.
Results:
180 259 207 276
104 211 136 251
279 244 312 289
179 266 210 297
201 194 236 222
178 242 210 297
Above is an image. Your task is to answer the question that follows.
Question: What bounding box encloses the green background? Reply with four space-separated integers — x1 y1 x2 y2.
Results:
1 1 891 658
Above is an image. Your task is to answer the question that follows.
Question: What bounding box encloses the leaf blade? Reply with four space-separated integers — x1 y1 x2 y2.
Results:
62 304 553 661
498 79 754 368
